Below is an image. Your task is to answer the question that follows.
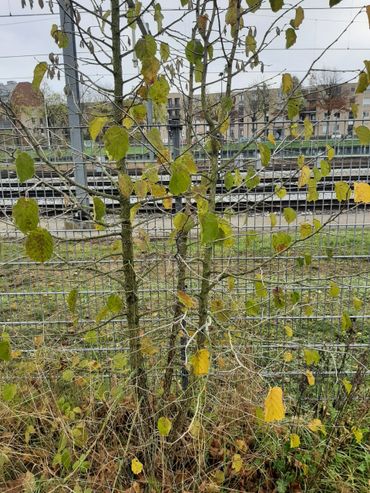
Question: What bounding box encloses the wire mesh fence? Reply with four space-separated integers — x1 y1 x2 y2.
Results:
0 120 369 394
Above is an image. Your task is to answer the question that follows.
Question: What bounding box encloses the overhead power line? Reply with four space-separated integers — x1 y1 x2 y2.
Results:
0 5 365 18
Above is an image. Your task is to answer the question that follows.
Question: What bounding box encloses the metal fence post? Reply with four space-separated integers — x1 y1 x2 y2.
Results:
58 0 89 217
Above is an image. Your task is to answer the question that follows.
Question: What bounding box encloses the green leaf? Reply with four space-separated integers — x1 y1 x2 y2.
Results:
25 228 53 263
2 383 17 402
93 197 106 222
185 39 204 64
0 339 11 362
12 198 39 234
154 3 163 31
157 416 172 437
355 125 370 145
246 299 260 316
275 185 287 199
103 126 129 161
32 62 47 91
304 349 320 366
285 28 297 49
246 28 257 56
106 294 123 314
169 163 191 196
135 35 157 60
246 0 262 13
270 212 277 227
342 378 352 395
112 353 127 371
272 232 291 252
335 181 351 202
141 56 160 84
290 6 304 29
200 212 219 244
269 0 284 13
353 296 363 311
148 75 170 104
355 72 369 94
218 219 234 248
320 160 331 177
67 288 78 314
224 171 234 190
287 97 300 120
173 212 194 232
255 279 267 298
62 369 74 382
341 311 352 331
15 152 35 183
245 167 260 190
307 179 319 202
89 116 108 141
329 281 340 298
257 143 271 167
283 207 297 224
160 42 170 62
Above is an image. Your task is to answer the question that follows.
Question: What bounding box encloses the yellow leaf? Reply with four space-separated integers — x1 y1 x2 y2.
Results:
352 296 363 311
162 196 172 209
329 281 340 298
235 438 247 451
304 117 313 140
304 348 320 366
306 370 315 386
327 145 335 161
283 351 293 363
231 453 243 473
269 212 277 227
264 386 285 423
140 337 158 356
300 223 312 239
267 133 276 145
297 154 305 168
89 116 108 141
157 416 172 437
290 433 300 449
351 427 363 444
118 173 134 198
342 378 352 395
227 276 235 291
353 182 370 203
298 165 311 188
191 348 210 376
177 290 197 309
131 457 143 475
308 418 326 435
282 73 293 94
285 325 293 338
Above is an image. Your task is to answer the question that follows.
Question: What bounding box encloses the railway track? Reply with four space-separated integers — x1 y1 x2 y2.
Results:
0 157 369 214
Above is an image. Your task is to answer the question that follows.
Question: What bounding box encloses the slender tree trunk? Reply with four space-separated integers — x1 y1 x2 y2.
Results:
111 0 151 413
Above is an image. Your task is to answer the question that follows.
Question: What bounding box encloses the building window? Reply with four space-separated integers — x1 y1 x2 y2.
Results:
363 112 369 118
363 98 370 105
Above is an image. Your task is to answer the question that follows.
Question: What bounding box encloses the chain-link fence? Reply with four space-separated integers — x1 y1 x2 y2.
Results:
0 121 369 395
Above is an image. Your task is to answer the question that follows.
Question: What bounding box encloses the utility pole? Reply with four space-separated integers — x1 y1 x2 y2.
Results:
58 0 88 217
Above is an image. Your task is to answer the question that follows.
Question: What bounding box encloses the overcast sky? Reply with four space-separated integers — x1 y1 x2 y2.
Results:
0 0 368 96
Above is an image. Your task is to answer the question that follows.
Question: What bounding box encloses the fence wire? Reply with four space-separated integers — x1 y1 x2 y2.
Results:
0 121 369 395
